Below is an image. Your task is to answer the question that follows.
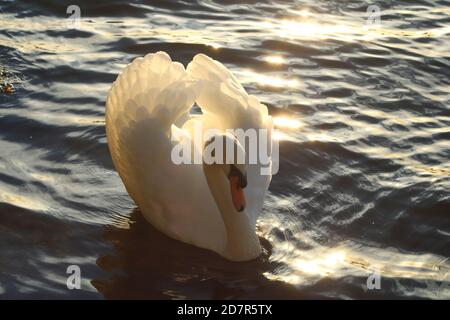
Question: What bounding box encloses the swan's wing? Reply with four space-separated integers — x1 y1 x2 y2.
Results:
106 52 226 253
187 54 273 228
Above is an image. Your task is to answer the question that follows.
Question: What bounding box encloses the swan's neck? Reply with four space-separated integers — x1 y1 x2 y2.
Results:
221 208 262 262
204 166 261 261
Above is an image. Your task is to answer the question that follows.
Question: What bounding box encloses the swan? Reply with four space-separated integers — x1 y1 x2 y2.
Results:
105 52 273 261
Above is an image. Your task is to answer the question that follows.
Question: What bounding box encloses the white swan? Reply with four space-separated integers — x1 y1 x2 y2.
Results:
105 52 273 261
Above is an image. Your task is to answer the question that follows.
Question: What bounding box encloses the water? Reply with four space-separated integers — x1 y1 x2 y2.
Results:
0 0 449 299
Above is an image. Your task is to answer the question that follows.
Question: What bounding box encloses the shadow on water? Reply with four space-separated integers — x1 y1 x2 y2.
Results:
92 208 308 299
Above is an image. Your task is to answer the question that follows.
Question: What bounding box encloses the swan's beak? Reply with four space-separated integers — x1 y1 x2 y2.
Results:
230 176 246 212
229 165 247 212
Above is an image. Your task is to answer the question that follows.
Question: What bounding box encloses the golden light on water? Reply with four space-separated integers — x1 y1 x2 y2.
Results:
260 213 449 298
273 117 301 129
294 250 347 275
207 42 222 50
272 117 302 142
264 55 285 65
296 9 311 18
324 251 347 265
265 243 450 298
272 131 291 142
263 19 355 40
237 70 299 89
0 191 48 212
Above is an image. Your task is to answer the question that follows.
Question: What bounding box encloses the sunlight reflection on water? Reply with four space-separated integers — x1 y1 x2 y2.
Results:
0 0 449 299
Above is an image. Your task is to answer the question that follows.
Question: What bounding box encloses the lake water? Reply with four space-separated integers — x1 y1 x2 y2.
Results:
0 0 449 299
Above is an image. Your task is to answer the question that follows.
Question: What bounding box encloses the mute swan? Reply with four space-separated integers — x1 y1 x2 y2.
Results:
105 52 273 261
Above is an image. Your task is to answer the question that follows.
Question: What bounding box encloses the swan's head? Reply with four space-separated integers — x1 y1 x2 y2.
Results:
202 133 248 213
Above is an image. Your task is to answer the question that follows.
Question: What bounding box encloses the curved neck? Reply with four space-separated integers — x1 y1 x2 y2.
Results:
203 165 261 261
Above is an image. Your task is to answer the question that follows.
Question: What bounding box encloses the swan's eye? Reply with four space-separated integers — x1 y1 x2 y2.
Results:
229 176 245 212
229 165 247 212
228 165 247 189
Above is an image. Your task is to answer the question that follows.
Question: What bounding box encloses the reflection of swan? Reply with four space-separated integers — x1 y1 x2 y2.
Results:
105 52 273 261
92 209 306 299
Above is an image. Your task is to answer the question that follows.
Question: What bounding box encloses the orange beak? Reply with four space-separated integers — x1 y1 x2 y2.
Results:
230 175 246 212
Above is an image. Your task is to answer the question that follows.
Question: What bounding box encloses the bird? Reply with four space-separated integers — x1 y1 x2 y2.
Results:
105 51 273 261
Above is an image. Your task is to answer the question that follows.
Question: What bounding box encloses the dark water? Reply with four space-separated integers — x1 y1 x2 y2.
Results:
0 0 449 299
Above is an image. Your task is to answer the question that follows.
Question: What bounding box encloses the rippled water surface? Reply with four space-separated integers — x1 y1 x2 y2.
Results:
0 0 449 299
